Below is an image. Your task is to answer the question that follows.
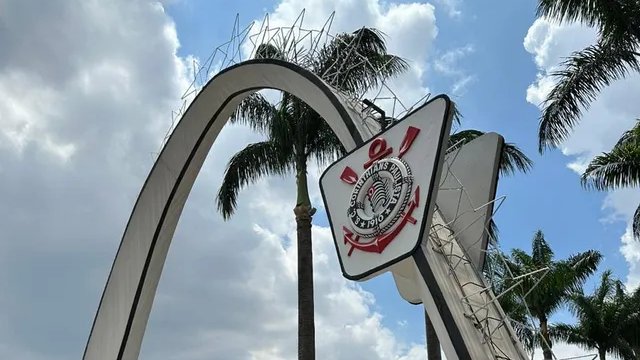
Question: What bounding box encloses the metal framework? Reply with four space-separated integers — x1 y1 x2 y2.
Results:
431 140 584 359
161 11 431 156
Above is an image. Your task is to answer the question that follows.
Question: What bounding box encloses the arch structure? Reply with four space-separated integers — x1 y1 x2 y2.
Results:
84 58 526 360
83 59 377 360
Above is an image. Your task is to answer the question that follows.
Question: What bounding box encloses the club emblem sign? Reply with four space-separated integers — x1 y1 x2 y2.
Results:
343 139 419 255
320 96 453 280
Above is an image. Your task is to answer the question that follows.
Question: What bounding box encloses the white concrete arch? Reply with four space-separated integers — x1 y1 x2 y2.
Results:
83 58 526 360
82 59 372 360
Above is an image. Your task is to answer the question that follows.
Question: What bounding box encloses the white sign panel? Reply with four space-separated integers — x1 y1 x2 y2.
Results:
391 132 503 304
320 96 453 280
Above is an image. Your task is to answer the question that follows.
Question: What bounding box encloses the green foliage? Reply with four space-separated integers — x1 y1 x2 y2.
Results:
484 249 538 352
535 0 640 241
217 140 295 219
498 230 602 354
535 0 640 151
448 129 534 176
582 127 640 191
551 270 640 359
536 0 640 42
217 27 408 218
311 28 409 95
538 41 640 152
582 120 640 239
505 231 602 320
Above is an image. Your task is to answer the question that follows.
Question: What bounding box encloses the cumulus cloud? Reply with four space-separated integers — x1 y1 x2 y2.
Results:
433 44 476 95
523 18 640 287
0 0 446 359
0 1 192 358
434 0 462 19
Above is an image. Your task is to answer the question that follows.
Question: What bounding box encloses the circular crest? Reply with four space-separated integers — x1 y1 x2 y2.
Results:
347 157 413 238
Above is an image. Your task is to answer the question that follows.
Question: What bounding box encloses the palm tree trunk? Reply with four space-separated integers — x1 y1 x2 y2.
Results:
539 316 553 360
598 348 606 360
294 159 315 360
425 311 441 360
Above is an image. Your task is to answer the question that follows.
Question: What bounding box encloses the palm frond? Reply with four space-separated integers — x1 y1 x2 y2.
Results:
487 218 499 243
314 27 409 95
563 249 603 291
566 292 599 326
580 139 640 191
510 249 534 269
634 203 640 240
536 0 603 24
537 0 640 44
449 101 463 126
255 43 285 60
538 41 640 152
614 119 640 147
531 230 553 266
230 92 278 135
550 323 594 348
556 265 640 360
305 114 345 167
501 142 534 176
448 129 533 176
448 129 484 149
216 141 294 219
269 93 296 154
594 270 616 302
610 339 637 360
511 319 539 353
536 0 615 26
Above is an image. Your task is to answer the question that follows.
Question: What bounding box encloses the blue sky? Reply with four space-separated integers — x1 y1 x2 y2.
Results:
1 0 639 359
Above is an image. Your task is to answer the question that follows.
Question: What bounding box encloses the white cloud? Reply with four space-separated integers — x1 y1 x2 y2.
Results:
433 44 474 75
0 1 192 359
523 19 596 71
0 0 443 359
620 227 640 289
524 18 640 287
435 0 462 19
432 44 476 95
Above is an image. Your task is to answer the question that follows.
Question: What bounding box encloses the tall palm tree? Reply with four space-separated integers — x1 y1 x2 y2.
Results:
551 270 640 360
535 0 640 152
216 29 408 359
501 230 602 360
424 127 533 360
581 120 640 239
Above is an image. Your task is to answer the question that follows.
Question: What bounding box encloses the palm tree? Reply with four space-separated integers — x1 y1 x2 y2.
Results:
501 230 602 360
551 270 640 360
535 0 640 152
624 285 640 356
424 127 533 360
216 29 408 359
581 120 640 239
